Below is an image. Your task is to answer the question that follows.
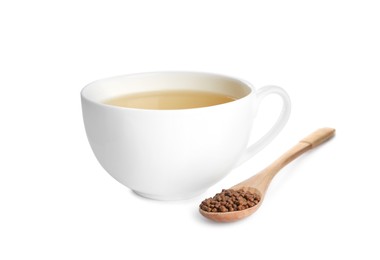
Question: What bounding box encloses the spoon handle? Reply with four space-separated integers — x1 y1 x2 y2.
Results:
275 127 336 169
300 127 336 148
233 128 335 192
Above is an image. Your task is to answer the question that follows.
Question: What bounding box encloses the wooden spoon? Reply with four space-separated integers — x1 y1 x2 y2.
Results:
199 127 335 222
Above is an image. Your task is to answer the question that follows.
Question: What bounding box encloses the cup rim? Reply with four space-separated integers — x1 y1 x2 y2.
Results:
81 71 255 112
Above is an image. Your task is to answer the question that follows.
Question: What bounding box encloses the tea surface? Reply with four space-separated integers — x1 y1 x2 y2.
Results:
104 90 236 109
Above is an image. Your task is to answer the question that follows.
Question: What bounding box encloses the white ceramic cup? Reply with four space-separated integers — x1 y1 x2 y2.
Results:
81 72 291 200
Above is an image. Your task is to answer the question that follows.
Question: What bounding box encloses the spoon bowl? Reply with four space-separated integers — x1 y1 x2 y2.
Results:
199 128 335 222
200 187 263 222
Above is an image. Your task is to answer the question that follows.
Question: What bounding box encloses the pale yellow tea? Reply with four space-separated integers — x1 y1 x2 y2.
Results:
104 90 236 109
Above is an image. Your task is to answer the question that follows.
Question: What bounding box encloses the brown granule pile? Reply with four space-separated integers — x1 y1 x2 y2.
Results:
199 189 261 212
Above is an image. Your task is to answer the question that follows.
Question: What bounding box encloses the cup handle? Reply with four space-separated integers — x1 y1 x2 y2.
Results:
236 85 291 166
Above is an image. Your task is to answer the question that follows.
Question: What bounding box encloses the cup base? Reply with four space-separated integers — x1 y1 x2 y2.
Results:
133 189 206 201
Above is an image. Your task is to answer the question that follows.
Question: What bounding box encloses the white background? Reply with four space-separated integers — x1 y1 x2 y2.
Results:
1 0 379 259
